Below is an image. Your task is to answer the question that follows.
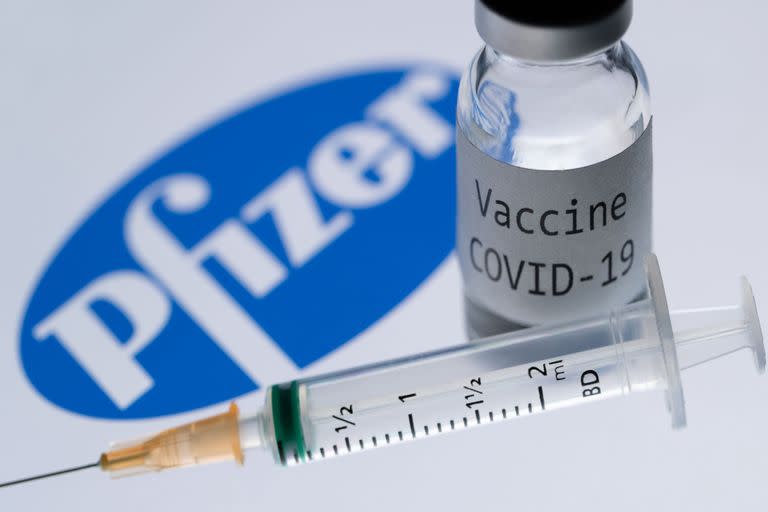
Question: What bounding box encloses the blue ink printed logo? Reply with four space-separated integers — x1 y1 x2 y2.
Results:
19 67 459 419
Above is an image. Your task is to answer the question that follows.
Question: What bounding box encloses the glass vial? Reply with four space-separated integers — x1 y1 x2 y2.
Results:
457 1 652 338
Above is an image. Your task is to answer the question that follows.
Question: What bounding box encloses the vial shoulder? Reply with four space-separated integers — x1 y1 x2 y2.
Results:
457 42 651 170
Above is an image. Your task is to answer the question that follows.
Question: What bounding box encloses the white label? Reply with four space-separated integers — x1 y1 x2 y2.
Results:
456 123 653 325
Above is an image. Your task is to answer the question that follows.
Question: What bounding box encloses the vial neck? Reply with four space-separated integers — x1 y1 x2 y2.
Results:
487 42 621 68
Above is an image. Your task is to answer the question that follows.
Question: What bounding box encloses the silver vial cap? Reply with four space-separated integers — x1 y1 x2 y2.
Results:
475 0 633 62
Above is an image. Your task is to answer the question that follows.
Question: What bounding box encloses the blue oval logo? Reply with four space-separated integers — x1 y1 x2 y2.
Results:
19 66 459 419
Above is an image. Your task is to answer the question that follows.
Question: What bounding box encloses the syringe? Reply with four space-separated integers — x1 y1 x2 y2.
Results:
2 255 764 486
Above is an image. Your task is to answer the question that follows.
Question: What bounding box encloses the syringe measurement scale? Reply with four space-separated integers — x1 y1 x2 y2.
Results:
266 320 662 466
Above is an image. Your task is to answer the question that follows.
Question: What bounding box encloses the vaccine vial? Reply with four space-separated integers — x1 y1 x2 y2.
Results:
457 1 652 338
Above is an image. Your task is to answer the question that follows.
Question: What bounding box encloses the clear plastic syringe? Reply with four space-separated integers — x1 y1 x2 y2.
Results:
95 255 764 476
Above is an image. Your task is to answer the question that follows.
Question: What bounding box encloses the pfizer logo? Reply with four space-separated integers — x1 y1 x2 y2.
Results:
20 67 459 419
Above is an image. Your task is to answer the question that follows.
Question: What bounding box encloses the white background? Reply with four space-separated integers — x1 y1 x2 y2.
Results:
1 1 767 510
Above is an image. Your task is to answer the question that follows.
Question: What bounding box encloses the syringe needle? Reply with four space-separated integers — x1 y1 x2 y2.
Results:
0 461 99 489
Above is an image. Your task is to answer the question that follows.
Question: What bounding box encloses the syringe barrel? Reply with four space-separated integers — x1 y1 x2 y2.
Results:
262 298 670 466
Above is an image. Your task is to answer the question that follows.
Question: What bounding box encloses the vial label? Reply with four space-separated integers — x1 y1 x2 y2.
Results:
456 123 652 325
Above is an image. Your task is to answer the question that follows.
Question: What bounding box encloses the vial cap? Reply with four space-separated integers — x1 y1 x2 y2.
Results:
475 0 632 62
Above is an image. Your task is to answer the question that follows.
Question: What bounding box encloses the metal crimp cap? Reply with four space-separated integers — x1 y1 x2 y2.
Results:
475 0 633 62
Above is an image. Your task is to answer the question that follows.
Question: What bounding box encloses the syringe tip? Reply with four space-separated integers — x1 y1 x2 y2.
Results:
0 461 100 489
100 403 244 478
